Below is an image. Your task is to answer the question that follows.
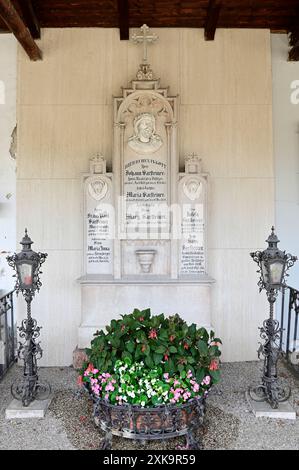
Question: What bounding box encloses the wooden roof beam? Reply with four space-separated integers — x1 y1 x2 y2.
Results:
204 0 222 41
117 0 129 40
0 0 41 60
289 30 299 61
15 0 40 39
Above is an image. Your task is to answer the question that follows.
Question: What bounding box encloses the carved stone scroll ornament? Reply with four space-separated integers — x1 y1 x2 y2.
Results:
88 177 108 201
183 178 202 201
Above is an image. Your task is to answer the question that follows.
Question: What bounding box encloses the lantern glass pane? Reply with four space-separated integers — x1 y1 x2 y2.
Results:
261 261 268 284
269 261 284 285
19 262 33 287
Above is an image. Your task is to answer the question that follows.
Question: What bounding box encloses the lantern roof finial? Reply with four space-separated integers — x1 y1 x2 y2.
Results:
20 228 33 250
266 226 280 246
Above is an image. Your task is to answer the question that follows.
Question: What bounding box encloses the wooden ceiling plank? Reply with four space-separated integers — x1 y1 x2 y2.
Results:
0 0 41 60
15 0 40 39
289 29 299 61
117 0 129 39
204 0 222 41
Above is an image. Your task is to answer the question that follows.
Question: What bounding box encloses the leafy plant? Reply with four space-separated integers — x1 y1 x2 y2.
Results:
80 359 212 407
80 308 222 389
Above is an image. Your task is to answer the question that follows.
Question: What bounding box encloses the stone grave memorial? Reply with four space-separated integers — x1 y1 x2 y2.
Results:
77 25 214 351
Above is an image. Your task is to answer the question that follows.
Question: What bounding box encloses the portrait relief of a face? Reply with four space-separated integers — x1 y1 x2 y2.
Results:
128 112 163 154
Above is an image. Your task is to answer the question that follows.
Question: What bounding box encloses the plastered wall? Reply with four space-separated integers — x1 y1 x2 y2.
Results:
17 28 273 364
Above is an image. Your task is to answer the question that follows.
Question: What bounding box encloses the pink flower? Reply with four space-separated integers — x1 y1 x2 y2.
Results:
193 384 200 392
209 360 219 371
104 394 109 400
187 370 193 378
169 335 175 342
105 383 115 392
164 354 169 361
77 375 83 386
92 368 99 374
163 373 169 380
202 376 211 386
138 316 144 322
148 329 157 339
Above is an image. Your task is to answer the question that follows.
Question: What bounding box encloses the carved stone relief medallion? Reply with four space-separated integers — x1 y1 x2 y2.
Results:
183 178 202 201
88 177 108 201
128 112 163 154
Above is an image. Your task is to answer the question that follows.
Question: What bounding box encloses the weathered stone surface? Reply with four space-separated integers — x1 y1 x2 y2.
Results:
5 398 52 419
73 347 88 370
245 392 296 420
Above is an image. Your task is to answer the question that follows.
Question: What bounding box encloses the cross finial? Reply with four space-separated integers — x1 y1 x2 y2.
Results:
131 24 158 65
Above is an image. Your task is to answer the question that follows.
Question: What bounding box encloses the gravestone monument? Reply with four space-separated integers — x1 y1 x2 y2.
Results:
77 25 214 351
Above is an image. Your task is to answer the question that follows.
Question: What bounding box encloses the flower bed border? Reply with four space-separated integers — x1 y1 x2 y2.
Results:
87 388 205 449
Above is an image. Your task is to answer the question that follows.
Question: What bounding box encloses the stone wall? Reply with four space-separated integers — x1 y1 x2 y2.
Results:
17 28 273 365
0 35 16 293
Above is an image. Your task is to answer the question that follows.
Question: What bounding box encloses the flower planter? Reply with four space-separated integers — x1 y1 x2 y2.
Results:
79 309 221 449
86 386 205 449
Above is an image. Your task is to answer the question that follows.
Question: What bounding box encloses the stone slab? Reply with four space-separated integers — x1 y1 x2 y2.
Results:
5 397 52 419
245 392 296 420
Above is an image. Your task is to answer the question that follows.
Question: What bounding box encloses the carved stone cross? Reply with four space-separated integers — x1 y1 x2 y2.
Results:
131 24 158 64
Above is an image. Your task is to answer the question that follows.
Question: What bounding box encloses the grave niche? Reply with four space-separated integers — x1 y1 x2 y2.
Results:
77 26 214 349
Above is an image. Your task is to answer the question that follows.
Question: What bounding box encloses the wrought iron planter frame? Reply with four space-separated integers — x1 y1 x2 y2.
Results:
86 387 205 449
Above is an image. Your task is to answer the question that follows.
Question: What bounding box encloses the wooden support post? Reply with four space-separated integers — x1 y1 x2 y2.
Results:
204 0 222 41
117 0 129 40
0 0 41 60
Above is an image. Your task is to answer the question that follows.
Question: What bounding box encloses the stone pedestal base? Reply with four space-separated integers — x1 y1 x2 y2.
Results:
245 392 296 420
77 275 215 349
73 346 88 370
5 398 52 419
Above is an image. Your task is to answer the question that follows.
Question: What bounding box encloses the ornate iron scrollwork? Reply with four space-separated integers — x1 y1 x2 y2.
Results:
88 386 205 450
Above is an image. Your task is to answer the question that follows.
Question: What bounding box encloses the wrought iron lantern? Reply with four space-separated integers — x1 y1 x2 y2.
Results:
7 229 50 406
249 226 297 408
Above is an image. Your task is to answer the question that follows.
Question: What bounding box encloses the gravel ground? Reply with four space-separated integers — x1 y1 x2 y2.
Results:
0 360 298 450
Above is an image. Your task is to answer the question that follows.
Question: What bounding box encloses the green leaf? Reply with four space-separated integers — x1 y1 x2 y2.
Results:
141 308 151 318
210 370 221 383
159 329 168 340
156 345 166 354
188 324 197 338
195 368 205 384
197 339 208 356
122 352 132 364
132 308 141 316
198 327 209 342
187 356 195 364
145 355 154 368
169 346 177 353
168 358 175 375
153 353 163 365
126 341 135 353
